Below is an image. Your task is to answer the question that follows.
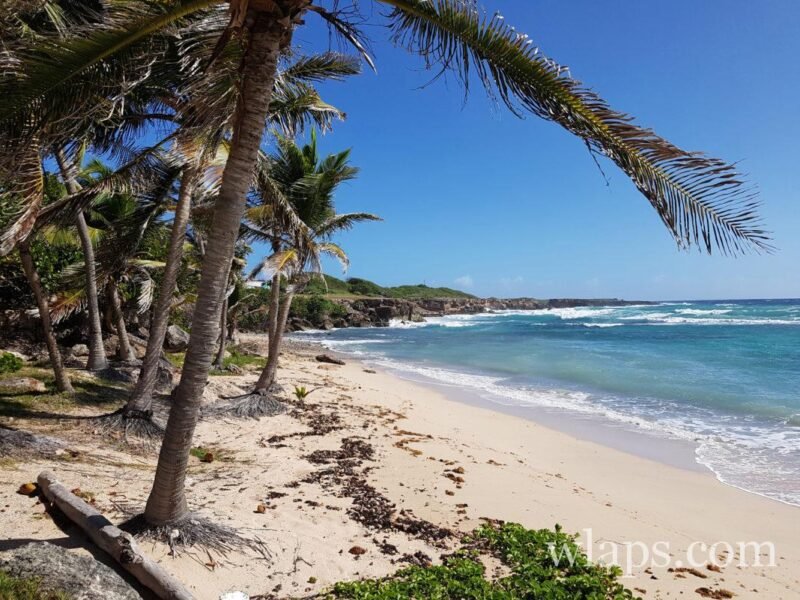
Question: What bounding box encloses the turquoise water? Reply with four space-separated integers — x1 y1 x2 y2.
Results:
297 300 800 505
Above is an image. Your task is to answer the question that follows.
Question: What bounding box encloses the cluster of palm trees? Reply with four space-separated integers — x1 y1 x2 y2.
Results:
1 0 768 539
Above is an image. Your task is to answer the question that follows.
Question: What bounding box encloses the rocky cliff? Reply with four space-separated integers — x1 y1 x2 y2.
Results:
287 296 652 331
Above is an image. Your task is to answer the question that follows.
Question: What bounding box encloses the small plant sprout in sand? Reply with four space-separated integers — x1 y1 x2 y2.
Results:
293 385 318 402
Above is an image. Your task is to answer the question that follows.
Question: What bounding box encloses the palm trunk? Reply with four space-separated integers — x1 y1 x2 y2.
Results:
55 150 107 371
18 240 74 393
255 289 294 392
268 272 280 338
227 311 238 344
108 280 135 362
144 17 286 526
214 297 228 369
126 165 197 413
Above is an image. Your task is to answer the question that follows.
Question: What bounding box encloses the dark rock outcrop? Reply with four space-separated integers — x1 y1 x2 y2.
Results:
0 542 142 600
292 297 652 330
164 325 190 352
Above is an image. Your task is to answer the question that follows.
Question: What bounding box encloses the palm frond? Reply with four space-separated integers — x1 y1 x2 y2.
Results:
269 81 347 136
314 212 382 239
0 142 43 255
280 52 361 84
381 0 769 255
317 241 350 272
0 0 216 143
307 5 376 72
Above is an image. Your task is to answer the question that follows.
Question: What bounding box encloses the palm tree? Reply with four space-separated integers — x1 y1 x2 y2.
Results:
245 133 380 397
53 149 108 370
1 0 770 537
17 238 75 393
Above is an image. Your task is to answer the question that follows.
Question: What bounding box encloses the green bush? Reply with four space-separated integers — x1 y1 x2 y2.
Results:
346 277 385 297
328 522 638 599
292 294 347 325
0 352 23 374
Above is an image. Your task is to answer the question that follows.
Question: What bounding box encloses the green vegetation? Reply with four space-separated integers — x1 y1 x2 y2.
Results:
328 522 637 599
293 385 316 401
209 349 267 376
0 352 23 374
168 349 266 375
0 367 126 419
0 569 71 600
302 274 475 300
291 294 349 323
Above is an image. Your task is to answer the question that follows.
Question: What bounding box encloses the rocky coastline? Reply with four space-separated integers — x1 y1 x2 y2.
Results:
287 296 655 331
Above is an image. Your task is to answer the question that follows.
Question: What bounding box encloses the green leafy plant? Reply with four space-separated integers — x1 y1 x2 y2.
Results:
328 522 639 599
0 352 23 374
293 385 317 401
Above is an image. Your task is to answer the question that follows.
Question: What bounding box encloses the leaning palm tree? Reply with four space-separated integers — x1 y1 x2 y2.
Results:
1 0 770 541
120 53 359 438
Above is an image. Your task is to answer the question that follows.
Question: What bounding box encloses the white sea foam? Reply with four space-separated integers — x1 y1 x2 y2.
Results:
676 308 733 316
582 323 623 328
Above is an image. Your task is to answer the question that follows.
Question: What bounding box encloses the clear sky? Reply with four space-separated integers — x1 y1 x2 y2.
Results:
254 0 800 301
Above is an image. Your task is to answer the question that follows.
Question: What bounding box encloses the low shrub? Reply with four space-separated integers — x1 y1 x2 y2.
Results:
328 522 638 599
0 352 23 374
292 294 347 325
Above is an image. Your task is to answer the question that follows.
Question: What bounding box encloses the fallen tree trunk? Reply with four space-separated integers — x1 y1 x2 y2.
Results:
37 471 194 600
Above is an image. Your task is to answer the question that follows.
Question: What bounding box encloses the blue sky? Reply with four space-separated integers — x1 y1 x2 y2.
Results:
255 0 800 301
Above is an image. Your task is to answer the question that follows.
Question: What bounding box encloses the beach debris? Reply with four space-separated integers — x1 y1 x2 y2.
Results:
695 587 734 599
349 545 366 556
670 567 708 578
316 354 345 365
363 369 377 374
17 482 38 496
255 504 267 513
219 592 249 600
36 471 194 600
399 551 432 567
707 563 722 572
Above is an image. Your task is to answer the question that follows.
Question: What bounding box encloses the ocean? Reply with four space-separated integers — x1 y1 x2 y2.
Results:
295 299 800 506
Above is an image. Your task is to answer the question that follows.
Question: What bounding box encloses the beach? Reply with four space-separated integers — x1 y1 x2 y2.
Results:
1 337 798 599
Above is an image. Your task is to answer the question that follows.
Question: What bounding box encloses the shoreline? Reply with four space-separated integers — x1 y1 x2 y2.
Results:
1 336 798 598
320 342 800 598
295 305 800 509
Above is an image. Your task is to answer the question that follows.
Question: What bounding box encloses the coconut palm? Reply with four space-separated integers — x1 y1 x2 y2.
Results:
0 0 770 537
243 133 380 398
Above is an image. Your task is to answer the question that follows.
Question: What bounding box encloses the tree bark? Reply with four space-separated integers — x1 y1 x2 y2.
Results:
144 16 287 526
108 280 136 362
214 297 228 369
55 149 108 371
18 240 74 393
255 289 294 392
127 165 197 413
267 271 280 342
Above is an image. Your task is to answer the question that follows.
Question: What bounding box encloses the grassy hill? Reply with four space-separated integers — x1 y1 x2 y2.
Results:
303 275 476 299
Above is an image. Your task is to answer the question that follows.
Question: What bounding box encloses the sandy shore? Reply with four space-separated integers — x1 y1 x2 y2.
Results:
1 336 798 599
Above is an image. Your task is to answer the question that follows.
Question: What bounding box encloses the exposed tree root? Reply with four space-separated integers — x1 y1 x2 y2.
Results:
0 425 65 458
120 513 271 559
93 393 173 447
204 389 287 420
94 408 166 447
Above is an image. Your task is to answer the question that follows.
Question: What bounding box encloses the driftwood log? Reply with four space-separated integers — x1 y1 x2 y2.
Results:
37 471 194 600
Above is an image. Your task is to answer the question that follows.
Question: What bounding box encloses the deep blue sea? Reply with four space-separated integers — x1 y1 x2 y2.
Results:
296 300 800 505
